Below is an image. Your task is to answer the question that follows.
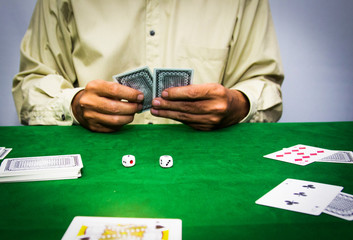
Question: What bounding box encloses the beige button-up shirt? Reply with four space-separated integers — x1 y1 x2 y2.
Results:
13 0 284 126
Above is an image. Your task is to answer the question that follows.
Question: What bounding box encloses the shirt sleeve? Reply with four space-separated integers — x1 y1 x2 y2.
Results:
224 0 284 123
12 0 80 125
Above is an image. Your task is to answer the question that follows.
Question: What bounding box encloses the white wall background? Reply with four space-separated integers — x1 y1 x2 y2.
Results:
0 0 37 126
270 0 353 122
0 0 352 126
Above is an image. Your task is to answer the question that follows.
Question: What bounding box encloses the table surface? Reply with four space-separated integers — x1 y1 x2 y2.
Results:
0 122 352 240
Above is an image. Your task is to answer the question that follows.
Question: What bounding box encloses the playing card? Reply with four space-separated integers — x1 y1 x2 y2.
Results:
324 192 353 221
153 68 193 98
0 154 82 173
264 144 337 166
255 178 343 215
62 216 182 240
113 66 154 111
0 148 12 160
316 151 353 164
0 154 83 182
0 171 82 183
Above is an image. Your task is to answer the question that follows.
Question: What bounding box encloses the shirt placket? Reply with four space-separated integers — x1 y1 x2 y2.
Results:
145 0 160 69
145 0 161 124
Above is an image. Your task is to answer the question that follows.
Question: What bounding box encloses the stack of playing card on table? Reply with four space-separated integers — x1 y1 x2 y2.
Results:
258 144 353 221
0 154 83 183
113 66 193 111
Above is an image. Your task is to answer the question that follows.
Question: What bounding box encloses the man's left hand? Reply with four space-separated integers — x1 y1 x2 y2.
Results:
150 83 250 131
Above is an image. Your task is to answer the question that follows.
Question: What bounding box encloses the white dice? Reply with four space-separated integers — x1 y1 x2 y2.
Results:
159 155 173 168
122 155 135 167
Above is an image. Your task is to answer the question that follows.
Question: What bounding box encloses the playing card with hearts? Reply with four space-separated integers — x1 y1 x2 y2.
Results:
264 144 337 166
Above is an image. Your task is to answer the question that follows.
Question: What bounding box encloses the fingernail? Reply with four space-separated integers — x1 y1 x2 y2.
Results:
152 99 160 106
151 108 158 115
138 104 143 112
161 91 168 98
137 94 144 101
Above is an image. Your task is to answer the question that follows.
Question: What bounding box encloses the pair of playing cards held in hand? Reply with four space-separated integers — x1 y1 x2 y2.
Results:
0 154 83 183
62 216 182 240
256 179 353 221
264 144 353 166
113 67 193 111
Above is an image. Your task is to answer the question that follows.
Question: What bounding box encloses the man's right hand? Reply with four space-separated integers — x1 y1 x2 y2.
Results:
71 79 144 132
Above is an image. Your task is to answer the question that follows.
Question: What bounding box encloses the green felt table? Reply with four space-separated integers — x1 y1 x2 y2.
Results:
0 122 352 240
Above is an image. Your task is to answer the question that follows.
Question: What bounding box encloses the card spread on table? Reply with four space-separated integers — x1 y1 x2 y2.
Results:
0 154 83 183
324 192 353 221
256 178 343 216
113 66 193 111
264 144 353 166
62 216 182 240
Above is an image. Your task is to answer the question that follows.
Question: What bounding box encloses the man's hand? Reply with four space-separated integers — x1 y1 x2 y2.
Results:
150 83 249 131
71 79 144 132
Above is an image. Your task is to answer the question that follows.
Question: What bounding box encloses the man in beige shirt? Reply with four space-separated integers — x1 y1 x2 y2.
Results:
13 0 284 132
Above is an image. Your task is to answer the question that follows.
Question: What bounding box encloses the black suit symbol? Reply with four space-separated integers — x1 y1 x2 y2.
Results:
294 192 307 197
285 200 299 205
302 184 315 189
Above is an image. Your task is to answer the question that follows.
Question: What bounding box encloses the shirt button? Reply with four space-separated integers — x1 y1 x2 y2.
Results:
61 114 66 121
149 30 155 36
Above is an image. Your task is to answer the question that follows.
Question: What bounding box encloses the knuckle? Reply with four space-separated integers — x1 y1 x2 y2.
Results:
107 101 121 114
79 95 90 107
212 84 227 97
186 87 200 99
110 83 120 95
208 115 222 125
82 111 95 121
85 80 99 90
111 115 134 125
177 112 191 121
212 102 228 113
182 102 196 113
88 125 100 132
110 115 122 125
